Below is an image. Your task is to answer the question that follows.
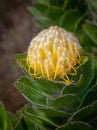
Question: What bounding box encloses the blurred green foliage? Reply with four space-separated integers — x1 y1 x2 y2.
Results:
28 0 97 54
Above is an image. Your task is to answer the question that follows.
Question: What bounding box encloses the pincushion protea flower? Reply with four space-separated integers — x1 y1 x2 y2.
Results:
26 26 81 84
12 24 96 130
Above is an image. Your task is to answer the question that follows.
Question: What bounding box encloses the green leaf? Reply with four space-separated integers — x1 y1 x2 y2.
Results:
80 80 97 107
33 3 48 13
48 94 79 109
96 59 97 74
63 55 95 98
28 4 49 21
26 104 69 125
0 102 7 130
38 108 69 125
49 0 64 7
7 112 17 128
15 110 27 130
32 78 63 98
62 0 79 10
15 53 33 77
17 76 51 98
34 0 49 5
0 102 13 130
24 115 46 130
35 19 52 28
24 115 38 130
46 6 64 24
15 81 47 107
69 101 97 128
80 32 95 53
83 23 97 45
76 0 87 14
19 105 56 130
15 53 28 71
16 76 63 99
56 121 91 130
25 105 57 128
15 119 28 130
37 107 69 117
60 9 81 31
74 13 87 34
15 74 64 107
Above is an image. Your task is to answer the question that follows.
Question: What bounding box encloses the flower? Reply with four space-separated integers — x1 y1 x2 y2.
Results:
26 26 81 84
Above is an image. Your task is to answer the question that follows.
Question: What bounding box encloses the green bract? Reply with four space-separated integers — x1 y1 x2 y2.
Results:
9 53 96 130
0 51 97 130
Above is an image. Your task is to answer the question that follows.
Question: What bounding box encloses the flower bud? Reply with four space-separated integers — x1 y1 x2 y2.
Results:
27 26 81 84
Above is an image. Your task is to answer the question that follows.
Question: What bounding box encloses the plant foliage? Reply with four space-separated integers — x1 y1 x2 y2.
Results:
1 53 97 130
0 0 97 130
28 0 97 54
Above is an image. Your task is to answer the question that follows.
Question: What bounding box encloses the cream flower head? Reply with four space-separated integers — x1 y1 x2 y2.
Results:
26 26 81 84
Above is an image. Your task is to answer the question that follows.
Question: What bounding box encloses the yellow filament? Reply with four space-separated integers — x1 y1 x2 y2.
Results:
51 60 55 72
64 73 70 83
75 50 81 65
54 64 59 79
67 66 77 75
40 64 45 76
45 63 50 80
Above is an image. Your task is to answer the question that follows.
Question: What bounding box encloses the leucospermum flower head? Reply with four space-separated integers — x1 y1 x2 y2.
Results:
26 26 81 84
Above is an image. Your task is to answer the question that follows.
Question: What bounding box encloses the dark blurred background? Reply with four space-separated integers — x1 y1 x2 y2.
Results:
0 0 39 113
